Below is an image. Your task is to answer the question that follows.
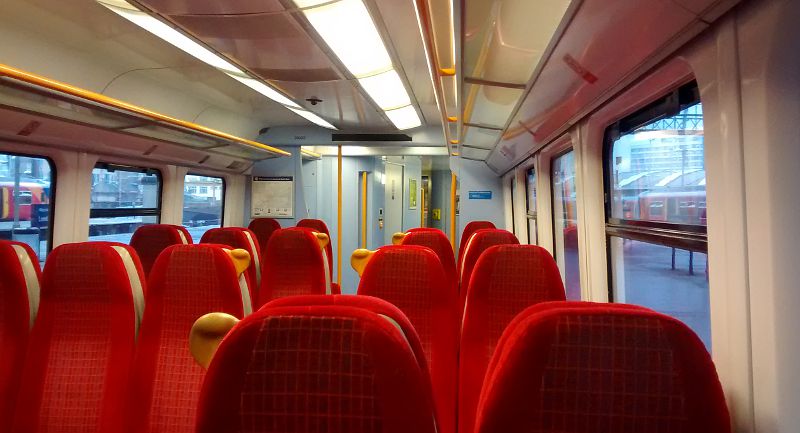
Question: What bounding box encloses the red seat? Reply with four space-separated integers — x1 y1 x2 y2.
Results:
264 294 431 385
247 217 281 258
399 228 457 291
130 224 192 276
12 242 145 433
201 227 262 302
296 219 334 281
127 244 249 433
0 241 41 430
458 245 565 433
459 228 518 292
357 245 459 433
195 300 437 433
474 302 731 433
258 227 330 307
457 221 495 273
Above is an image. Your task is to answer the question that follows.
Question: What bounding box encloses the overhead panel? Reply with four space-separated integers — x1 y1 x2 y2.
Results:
461 0 572 160
134 0 285 15
460 147 491 160
462 126 502 150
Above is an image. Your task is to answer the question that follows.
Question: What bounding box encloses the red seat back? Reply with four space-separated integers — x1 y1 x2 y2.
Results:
196 301 437 433
0 241 41 429
459 229 518 290
247 217 281 257
201 227 262 301
459 245 565 433
297 218 333 279
130 224 192 276
258 227 329 307
264 294 430 384
13 242 145 433
475 302 730 433
127 244 248 433
457 221 495 272
357 245 459 433
400 228 457 291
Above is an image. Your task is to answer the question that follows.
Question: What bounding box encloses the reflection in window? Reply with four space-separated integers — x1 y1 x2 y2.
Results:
89 164 161 244
609 103 705 225
552 151 580 300
609 238 711 348
0 153 55 263
525 168 537 244
183 174 224 240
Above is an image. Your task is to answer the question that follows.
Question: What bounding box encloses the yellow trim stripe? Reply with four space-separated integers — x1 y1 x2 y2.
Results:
0 63 290 157
361 172 368 249
450 172 457 249
337 145 343 286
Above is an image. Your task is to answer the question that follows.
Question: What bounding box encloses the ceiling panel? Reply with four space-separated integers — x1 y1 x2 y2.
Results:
462 126 502 150
136 0 285 15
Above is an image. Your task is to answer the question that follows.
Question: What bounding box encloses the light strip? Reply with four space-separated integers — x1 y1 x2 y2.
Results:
288 107 338 129
97 0 338 129
294 0 422 130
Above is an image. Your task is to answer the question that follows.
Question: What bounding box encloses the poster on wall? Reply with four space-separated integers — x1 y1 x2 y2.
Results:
251 176 294 218
408 178 417 209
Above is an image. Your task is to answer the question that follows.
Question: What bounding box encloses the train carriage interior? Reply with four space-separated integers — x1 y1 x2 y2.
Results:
0 0 798 432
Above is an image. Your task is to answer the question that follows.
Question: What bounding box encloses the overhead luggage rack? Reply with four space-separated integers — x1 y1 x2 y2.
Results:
0 64 289 160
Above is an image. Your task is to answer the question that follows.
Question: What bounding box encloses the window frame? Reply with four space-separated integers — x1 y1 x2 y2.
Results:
509 175 516 236
0 151 57 255
524 166 537 244
89 162 162 220
550 147 575 258
602 81 708 303
602 81 707 252
183 173 226 228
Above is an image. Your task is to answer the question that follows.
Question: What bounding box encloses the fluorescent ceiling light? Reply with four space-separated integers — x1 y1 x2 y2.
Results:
385 105 421 130
289 107 338 130
295 0 392 78
358 70 410 110
98 1 241 75
98 0 339 130
226 74 301 108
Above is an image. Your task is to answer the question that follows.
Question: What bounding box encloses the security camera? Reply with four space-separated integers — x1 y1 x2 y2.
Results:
306 97 322 106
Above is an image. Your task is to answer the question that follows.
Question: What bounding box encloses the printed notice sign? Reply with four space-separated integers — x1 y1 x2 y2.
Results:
252 176 294 218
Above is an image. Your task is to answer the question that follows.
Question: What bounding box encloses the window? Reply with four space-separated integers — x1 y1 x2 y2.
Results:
551 150 581 300
89 163 161 244
525 168 537 244
183 174 224 240
604 81 711 350
0 153 55 263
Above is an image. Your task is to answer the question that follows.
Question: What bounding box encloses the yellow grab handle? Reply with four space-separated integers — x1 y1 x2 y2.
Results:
223 248 251 277
189 312 239 369
391 232 407 245
350 249 376 277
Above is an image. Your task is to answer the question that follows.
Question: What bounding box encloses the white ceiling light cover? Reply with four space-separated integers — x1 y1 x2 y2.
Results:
385 105 422 130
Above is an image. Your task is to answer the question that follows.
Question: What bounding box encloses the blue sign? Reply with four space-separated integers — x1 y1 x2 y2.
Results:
468 191 492 200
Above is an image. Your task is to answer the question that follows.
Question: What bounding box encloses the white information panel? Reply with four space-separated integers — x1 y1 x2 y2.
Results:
251 176 294 218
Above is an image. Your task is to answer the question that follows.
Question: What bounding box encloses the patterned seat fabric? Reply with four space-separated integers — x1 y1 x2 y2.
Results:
258 227 330 307
400 228 457 292
296 219 337 292
459 229 518 297
247 218 281 259
196 301 438 433
130 224 192 276
12 242 145 433
201 227 262 303
356 245 459 433
475 302 731 433
457 221 495 273
264 295 431 386
459 245 565 433
0 241 41 430
127 244 249 433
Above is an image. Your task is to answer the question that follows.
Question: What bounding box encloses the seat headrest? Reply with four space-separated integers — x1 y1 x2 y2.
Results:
0 240 41 328
130 224 192 275
475 302 731 433
195 302 438 433
460 229 519 284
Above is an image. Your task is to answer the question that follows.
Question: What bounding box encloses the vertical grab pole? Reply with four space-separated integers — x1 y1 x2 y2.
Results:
450 172 457 249
361 171 368 248
337 145 343 287
420 186 425 228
